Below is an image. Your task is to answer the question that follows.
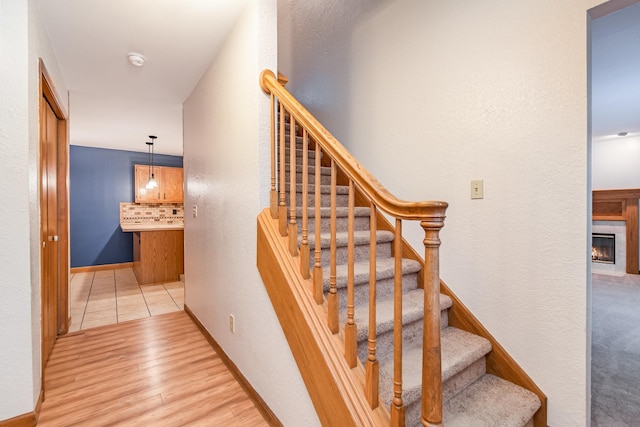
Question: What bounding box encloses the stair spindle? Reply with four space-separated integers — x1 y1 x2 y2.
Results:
390 218 406 426
269 94 277 219
420 218 445 427
299 130 310 278
278 103 287 236
312 143 323 304
327 160 339 333
288 116 298 256
344 180 358 368
365 203 379 409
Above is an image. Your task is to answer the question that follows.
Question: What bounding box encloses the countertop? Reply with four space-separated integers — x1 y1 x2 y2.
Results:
120 223 184 232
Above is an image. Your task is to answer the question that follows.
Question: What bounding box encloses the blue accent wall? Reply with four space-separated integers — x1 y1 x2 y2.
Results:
70 146 183 268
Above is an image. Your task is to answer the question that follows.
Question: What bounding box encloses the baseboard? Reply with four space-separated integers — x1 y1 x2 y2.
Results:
0 389 42 427
70 262 134 274
0 412 35 427
59 315 71 335
183 305 283 427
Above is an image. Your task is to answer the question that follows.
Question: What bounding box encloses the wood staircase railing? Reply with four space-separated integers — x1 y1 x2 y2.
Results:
260 69 448 426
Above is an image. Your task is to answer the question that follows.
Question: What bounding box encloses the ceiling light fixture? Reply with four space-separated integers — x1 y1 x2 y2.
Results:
145 136 158 190
127 52 146 67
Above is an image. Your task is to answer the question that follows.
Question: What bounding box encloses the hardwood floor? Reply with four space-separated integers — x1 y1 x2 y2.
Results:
38 311 270 426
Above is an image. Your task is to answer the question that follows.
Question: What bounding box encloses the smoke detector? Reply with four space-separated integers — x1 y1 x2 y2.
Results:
127 52 146 67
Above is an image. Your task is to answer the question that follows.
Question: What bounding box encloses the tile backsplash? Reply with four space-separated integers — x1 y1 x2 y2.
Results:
120 202 184 225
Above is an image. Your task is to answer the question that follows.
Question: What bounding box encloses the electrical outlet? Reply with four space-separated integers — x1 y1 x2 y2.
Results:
471 180 484 199
229 314 235 333
192 204 198 218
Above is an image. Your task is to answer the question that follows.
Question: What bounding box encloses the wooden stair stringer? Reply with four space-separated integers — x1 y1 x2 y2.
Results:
257 209 389 427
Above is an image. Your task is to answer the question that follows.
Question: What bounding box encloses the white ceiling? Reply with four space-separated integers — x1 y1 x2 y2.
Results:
36 2 640 155
36 0 251 156
592 1 640 142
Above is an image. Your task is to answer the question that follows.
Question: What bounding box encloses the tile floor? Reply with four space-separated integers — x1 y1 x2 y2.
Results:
68 267 184 332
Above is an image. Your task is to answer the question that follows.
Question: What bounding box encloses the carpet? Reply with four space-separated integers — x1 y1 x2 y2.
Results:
592 273 640 426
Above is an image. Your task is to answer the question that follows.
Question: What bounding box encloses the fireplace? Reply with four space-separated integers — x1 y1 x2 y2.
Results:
592 233 615 264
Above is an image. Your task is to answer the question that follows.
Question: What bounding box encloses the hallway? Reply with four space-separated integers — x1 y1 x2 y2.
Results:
38 311 270 426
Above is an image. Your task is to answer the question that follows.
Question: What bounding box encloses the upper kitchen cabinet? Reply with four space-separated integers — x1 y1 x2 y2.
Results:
135 164 184 203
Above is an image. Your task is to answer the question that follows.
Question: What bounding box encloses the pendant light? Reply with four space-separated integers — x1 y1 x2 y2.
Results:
145 135 158 189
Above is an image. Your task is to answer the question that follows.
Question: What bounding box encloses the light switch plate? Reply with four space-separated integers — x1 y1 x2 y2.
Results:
471 180 483 199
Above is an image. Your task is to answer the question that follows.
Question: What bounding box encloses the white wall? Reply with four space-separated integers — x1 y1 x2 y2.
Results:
0 0 68 420
182 1 320 425
279 0 600 425
592 135 640 189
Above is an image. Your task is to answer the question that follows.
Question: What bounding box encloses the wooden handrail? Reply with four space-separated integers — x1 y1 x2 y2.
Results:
260 69 448 426
260 69 448 222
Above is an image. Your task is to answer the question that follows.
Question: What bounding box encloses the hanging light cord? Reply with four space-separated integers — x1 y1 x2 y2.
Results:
145 135 158 190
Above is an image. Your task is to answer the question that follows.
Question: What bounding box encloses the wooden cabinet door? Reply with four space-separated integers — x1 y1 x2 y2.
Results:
135 164 161 202
162 167 184 202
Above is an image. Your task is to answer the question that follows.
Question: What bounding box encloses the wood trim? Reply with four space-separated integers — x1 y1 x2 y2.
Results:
0 413 35 427
39 60 68 118
34 388 43 424
57 114 70 335
39 59 70 398
260 69 447 221
0 390 41 427
70 262 134 274
592 198 625 221
627 199 639 274
593 189 640 200
183 305 283 427
592 189 640 274
257 209 388 426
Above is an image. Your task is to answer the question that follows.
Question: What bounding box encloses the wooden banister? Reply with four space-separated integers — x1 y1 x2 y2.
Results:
260 69 448 426
260 70 448 222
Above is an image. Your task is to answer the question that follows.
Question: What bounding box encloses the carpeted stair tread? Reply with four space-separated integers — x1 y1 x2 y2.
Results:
323 257 421 290
294 183 349 194
303 230 394 250
285 164 332 175
352 289 453 342
284 148 320 159
295 206 370 219
378 327 493 412
442 374 541 427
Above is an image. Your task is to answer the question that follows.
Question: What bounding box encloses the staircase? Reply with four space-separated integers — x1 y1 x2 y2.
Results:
257 70 545 426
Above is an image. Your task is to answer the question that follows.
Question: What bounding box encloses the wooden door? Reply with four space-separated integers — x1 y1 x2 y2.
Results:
135 164 160 202
40 95 59 366
162 167 184 202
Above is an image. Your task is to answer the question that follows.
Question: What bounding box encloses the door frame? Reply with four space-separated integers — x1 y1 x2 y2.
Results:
39 59 70 353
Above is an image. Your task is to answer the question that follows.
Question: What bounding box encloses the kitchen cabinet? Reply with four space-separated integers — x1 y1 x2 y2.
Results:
133 229 184 285
134 164 184 203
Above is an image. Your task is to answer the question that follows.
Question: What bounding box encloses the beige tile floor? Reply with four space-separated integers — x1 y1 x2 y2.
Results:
68 268 184 332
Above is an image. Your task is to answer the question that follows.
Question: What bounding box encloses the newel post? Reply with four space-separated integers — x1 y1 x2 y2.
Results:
420 210 446 427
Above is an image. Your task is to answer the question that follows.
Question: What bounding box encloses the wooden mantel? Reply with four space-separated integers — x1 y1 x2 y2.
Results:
593 189 640 275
